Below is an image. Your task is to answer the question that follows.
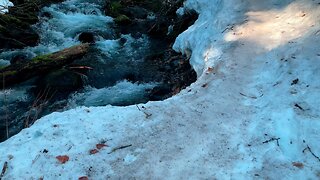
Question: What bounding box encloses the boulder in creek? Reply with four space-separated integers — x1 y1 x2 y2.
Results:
78 32 96 43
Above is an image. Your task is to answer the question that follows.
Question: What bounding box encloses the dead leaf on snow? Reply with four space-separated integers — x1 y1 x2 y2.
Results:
96 143 108 149
56 155 69 164
202 83 208 88
292 162 304 169
206 67 214 74
89 149 99 155
79 176 89 180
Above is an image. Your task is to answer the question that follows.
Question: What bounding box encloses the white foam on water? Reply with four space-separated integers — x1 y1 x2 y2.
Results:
0 0 113 62
68 80 157 107
95 39 120 57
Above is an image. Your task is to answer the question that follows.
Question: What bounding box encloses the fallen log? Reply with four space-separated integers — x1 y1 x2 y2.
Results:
0 43 90 89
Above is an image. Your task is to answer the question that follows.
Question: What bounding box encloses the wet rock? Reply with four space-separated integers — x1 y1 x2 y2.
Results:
0 125 7 142
122 6 148 19
149 85 172 101
105 0 195 42
147 18 168 38
78 32 95 43
40 11 53 19
118 37 127 46
8 1 40 24
0 0 67 50
9 0 25 6
0 14 39 49
114 15 132 25
105 0 162 18
116 18 154 36
36 69 83 99
0 30 39 49
10 0 64 7
168 10 198 40
104 0 122 17
148 9 198 40
124 73 137 82
10 54 28 64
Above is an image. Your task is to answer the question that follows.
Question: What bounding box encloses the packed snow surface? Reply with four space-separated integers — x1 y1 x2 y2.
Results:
1 0 320 179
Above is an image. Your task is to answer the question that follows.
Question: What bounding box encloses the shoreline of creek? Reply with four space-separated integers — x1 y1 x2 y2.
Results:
0 0 198 141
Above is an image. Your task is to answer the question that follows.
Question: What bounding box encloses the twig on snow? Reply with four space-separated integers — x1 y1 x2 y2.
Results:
0 161 8 179
239 92 263 99
108 144 132 154
294 103 304 111
221 25 234 33
32 154 40 164
136 105 152 119
303 145 320 162
263 137 280 146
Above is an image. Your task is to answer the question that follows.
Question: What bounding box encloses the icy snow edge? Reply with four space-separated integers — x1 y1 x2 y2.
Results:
0 0 13 14
173 0 226 76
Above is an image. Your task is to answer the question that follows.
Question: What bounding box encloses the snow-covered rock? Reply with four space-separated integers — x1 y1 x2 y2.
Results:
0 0 13 14
0 0 319 179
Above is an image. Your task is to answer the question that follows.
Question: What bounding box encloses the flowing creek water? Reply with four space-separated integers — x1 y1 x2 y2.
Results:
0 0 196 141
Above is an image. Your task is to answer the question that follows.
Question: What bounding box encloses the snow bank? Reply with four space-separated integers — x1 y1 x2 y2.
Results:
0 0 320 179
173 0 242 76
0 0 13 14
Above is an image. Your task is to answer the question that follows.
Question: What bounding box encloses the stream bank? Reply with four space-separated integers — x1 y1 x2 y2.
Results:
0 0 198 142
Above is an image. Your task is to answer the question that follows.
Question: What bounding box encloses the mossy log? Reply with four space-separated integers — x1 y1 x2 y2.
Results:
0 0 65 49
0 43 90 88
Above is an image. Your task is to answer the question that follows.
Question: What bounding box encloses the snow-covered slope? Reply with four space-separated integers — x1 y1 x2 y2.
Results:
1 0 320 179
